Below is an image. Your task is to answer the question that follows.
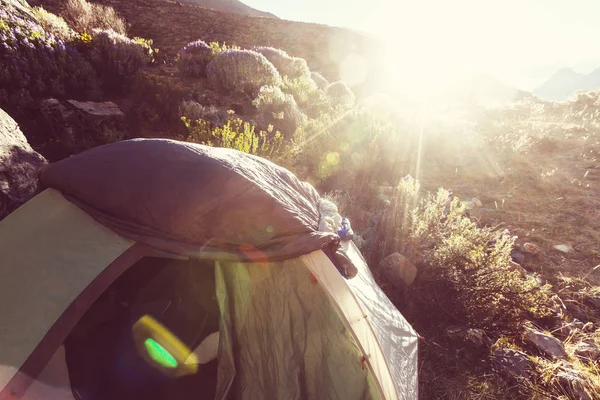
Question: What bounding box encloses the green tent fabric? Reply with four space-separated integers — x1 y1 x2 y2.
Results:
215 258 382 400
1 139 419 400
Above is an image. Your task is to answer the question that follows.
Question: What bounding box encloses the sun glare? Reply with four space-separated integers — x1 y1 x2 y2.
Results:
358 0 534 97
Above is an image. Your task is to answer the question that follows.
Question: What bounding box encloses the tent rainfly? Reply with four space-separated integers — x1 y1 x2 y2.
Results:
0 139 418 400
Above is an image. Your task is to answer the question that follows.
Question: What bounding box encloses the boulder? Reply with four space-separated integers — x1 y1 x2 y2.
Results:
555 368 593 400
573 339 600 361
559 319 585 336
378 252 418 287
445 326 491 348
40 98 126 158
491 348 533 380
525 328 567 359
0 108 47 221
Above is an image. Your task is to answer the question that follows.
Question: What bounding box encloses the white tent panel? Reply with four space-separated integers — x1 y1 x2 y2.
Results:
301 250 399 400
343 241 419 399
0 189 134 390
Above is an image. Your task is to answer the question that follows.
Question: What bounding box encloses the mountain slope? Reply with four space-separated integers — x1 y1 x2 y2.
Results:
33 0 387 89
176 0 276 18
534 67 600 101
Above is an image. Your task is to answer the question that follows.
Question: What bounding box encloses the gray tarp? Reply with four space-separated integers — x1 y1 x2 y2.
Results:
40 139 341 263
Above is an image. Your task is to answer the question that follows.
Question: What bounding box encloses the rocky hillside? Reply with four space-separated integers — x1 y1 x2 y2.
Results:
176 0 277 18
31 0 387 92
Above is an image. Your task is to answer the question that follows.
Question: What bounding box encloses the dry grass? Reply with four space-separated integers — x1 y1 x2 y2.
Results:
62 0 127 35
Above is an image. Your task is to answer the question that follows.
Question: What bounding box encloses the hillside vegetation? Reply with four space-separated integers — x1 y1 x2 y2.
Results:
3 1 600 398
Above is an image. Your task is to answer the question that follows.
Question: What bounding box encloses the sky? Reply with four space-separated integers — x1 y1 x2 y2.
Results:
242 0 600 90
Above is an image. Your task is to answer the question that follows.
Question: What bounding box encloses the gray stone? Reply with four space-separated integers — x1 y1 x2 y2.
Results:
445 326 491 348
585 296 600 309
556 368 593 400
525 328 567 359
553 244 571 253
0 108 47 221
573 339 600 361
378 252 418 287
511 251 525 264
559 319 585 336
491 348 533 380
40 98 126 158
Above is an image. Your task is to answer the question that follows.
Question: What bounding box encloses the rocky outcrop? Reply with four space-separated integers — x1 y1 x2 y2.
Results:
0 108 47 220
40 98 126 158
492 348 533 380
378 252 418 287
525 328 567 359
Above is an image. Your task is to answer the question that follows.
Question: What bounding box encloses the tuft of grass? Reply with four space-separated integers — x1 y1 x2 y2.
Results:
32 7 75 41
182 116 284 159
62 0 127 35
252 46 310 79
206 49 282 96
253 85 306 136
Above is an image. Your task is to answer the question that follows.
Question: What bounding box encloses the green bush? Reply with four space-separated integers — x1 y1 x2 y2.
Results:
87 29 151 87
32 7 75 41
206 49 282 95
380 177 554 332
252 46 310 79
253 85 306 137
62 0 127 35
281 75 328 117
178 39 213 77
209 41 240 55
310 71 329 90
326 80 355 108
0 10 100 113
178 100 229 128
182 116 284 159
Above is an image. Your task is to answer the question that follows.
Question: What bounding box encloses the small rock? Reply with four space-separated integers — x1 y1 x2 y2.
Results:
0 108 47 221
553 244 571 253
471 197 483 208
445 326 491 348
465 200 475 210
511 251 525 264
556 368 593 400
507 261 527 277
492 348 533 380
378 252 418 287
40 98 126 158
559 320 585 336
523 242 541 256
505 194 514 199
585 297 600 310
573 339 600 361
525 328 567 359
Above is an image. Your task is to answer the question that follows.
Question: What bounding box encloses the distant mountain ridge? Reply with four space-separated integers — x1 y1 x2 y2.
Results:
175 0 277 18
534 67 600 101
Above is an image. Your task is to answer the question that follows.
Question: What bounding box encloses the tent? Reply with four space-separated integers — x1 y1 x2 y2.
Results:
0 139 418 400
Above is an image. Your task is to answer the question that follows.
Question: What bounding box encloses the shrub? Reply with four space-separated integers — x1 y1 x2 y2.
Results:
209 41 241 55
379 177 554 332
206 49 282 95
281 75 328 116
0 10 100 112
326 81 355 108
63 0 127 35
178 100 229 128
182 116 284 159
178 39 213 77
253 85 306 136
32 7 75 41
87 29 151 85
252 46 310 79
311 71 329 90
